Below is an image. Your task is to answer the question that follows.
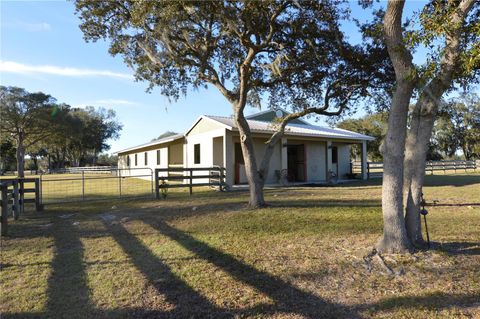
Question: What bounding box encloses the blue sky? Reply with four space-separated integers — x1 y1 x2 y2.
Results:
0 1 435 153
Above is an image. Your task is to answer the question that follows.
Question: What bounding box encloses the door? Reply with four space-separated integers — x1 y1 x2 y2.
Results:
287 144 306 182
331 146 338 177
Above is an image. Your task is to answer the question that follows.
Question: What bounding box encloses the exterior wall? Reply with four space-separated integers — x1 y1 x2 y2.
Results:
168 143 183 166
231 136 282 185
212 136 223 166
185 120 226 183
189 118 224 135
287 139 327 182
306 141 327 182
117 141 183 179
333 143 351 178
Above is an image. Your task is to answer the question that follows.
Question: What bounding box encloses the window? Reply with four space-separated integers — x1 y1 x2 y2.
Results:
194 144 201 164
156 150 160 165
126 155 130 167
332 146 338 164
135 154 138 166
144 152 148 165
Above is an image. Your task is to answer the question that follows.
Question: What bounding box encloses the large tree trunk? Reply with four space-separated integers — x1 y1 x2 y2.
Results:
234 111 266 208
15 136 25 178
404 80 451 244
377 80 414 253
377 0 414 253
403 99 436 245
402 0 474 240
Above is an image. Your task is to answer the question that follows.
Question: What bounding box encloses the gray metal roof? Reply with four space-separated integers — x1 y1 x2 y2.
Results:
204 115 374 141
115 133 184 155
115 112 373 154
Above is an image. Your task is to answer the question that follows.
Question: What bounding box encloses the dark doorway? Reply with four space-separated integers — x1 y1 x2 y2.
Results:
331 146 338 176
234 143 244 184
287 144 306 182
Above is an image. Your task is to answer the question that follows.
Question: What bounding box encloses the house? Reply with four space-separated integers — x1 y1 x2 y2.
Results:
116 109 374 186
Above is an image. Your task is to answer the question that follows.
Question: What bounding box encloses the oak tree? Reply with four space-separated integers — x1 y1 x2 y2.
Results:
75 0 390 207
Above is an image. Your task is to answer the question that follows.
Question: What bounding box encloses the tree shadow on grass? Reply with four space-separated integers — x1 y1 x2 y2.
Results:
45 218 95 318
102 221 234 318
428 241 480 256
424 174 480 187
359 291 480 314
143 218 358 318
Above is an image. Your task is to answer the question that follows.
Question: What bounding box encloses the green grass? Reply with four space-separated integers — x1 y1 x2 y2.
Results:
1 173 479 318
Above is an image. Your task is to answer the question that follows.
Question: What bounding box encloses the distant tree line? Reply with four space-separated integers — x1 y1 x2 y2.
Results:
0 86 122 176
337 93 480 162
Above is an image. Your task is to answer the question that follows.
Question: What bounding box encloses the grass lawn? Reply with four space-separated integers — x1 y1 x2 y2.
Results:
1 174 479 318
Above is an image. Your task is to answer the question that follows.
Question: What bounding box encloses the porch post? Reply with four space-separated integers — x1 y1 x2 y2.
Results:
361 140 368 180
326 140 333 180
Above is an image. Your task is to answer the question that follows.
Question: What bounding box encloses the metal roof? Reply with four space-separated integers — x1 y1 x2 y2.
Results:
115 133 184 155
115 112 374 154
204 115 375 141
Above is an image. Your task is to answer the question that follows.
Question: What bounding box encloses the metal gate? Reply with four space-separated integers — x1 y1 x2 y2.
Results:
40 167 153 204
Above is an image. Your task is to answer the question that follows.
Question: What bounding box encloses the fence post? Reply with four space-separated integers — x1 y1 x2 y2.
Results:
35 178 43 211
82 171 85 201
1 184 8 236
13 180 19 220
189 169 193 196
19 178 25 215
118 169 122 198
367 162 370 180
154 169 160 199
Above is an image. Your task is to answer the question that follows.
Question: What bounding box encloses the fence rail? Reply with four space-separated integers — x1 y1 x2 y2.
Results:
155 166 226 198
0 177 42 236
351 160 477 179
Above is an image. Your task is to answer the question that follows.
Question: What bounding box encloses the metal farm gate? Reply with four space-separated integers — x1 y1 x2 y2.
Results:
39 167 154 204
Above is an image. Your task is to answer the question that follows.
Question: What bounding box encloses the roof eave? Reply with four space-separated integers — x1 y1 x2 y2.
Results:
115 134 184 155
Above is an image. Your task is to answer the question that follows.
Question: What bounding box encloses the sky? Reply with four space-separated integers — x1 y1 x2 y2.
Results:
0 0 438 153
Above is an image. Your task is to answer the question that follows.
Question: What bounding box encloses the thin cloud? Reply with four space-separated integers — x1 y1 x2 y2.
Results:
0 60 133 80
3 21 52 32
74 99 138 108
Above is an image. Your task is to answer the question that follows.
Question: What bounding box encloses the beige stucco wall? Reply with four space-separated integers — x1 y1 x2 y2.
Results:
334 143 351 178
168 143 183 165
232 136 282 184
185 119 226 183
306 141 327 181
117 140 183 179
212 136 224 166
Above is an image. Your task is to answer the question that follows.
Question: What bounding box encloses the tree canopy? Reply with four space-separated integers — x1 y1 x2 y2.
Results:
0 86 122 174
337 112 388 161
75 0 394 207
435 94 480 160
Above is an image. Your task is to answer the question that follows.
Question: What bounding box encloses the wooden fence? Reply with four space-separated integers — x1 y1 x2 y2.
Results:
0 177 42 236
154 166 226 198
351 160 477 179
